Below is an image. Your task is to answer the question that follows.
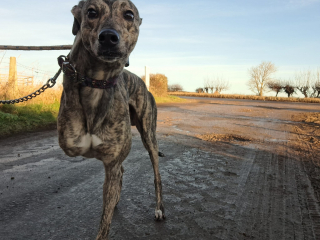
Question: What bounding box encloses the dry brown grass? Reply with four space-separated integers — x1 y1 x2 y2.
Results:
169 92 320 104
291 113 320 160
301 113 320 124
289 113 320 202
196 133 252 143
292 112 320 125
141 74 168 97
0 82 62 105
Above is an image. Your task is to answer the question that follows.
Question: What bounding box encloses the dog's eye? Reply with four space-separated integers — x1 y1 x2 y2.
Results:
124 10 134 21
87 9 98 19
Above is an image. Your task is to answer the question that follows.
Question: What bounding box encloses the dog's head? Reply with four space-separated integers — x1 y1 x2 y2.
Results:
72 0 142 65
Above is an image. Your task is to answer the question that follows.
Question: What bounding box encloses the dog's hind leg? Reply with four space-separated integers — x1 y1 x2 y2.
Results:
134 94 165 220
115 165 124 206
148 145 165 221
139 126 165 220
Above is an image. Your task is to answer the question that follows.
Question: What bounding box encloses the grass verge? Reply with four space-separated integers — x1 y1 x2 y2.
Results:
0 95 187 138
154 95 188 104
0 102 60 138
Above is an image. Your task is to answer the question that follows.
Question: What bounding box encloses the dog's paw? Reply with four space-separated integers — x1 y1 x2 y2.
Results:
155 209 165 221
158 152 165 157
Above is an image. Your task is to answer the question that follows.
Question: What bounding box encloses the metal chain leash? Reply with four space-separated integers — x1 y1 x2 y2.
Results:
0 68 62 104
0 45 71 104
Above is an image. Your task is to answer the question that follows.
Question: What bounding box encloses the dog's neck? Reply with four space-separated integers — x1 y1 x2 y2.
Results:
69 36 125 81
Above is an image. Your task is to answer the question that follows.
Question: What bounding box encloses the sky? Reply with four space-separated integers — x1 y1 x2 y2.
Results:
0 0 319 96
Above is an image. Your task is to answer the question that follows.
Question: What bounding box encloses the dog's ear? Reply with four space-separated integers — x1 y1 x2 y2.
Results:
72 18 80 36
125 58 130 67
139 18 143 26
71 5 82 35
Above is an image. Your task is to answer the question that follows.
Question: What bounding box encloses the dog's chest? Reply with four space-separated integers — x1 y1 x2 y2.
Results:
82 88 103 109
79 86 130 133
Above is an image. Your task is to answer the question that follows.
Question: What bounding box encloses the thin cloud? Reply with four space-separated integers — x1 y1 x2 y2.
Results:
0 8 12 16
139 35 256 46
141 24 178 30
288 0 320 7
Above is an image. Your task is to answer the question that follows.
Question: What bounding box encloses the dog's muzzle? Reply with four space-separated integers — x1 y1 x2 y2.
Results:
99 29 120 48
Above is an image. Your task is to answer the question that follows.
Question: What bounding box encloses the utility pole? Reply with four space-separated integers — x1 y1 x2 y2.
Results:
8 57 17 99
145 66 150 91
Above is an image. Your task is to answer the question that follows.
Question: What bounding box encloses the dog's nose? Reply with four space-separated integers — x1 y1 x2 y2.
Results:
99 29 120 48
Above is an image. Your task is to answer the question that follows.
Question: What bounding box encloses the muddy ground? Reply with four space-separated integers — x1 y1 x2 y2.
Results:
0 97 320 240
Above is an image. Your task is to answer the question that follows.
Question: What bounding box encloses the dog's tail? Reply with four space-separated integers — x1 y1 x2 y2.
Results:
158 152 165 157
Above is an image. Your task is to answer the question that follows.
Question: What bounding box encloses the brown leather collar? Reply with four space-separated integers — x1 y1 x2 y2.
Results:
57 55 118 89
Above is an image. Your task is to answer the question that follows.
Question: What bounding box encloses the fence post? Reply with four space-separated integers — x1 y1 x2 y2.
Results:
145 66 150 91
8 57 17 99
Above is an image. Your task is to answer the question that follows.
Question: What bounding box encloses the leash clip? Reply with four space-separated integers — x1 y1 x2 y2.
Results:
58 55 77 79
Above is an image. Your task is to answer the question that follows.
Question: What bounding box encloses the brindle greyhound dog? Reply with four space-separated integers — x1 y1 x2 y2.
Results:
57 0 165 239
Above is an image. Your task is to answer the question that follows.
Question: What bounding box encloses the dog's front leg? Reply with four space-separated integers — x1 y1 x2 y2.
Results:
58 74 90 157
96 163 124 240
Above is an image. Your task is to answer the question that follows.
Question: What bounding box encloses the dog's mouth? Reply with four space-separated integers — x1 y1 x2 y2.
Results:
98 50 122 61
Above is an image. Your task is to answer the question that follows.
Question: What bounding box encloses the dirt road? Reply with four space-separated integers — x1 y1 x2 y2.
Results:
1 98 320 240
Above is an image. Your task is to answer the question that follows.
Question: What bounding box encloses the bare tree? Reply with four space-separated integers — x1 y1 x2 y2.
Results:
267 80 283 97
195 88 204 93
283 80 295 97
295 70 313 98
311 69 320 98
313 82 320 98
212 76 230 94
168 84 183 92
204 76 230 94
247 61 277 96
209 80 215 93
209 83 214 93
203 78 209 93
